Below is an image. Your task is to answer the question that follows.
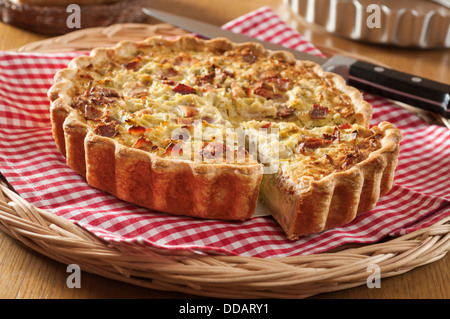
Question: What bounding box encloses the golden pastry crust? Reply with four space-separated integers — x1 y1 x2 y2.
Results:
48 35 401 238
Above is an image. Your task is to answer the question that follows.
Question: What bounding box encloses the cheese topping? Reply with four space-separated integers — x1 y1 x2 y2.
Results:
243 120 384 189
68 38 378 180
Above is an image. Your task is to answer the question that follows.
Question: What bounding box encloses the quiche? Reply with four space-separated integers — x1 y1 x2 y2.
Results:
48 35 402 239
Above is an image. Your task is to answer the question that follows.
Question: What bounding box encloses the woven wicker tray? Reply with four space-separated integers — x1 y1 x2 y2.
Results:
1 23 449 299
0 0 152 35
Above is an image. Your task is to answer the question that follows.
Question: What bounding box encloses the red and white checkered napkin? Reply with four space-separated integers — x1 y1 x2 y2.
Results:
1 6 449 258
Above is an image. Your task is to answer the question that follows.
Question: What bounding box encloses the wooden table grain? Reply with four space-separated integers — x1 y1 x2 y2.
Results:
0 0 449 299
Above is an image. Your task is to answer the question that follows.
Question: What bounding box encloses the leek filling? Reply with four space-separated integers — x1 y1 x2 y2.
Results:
70 42 382 183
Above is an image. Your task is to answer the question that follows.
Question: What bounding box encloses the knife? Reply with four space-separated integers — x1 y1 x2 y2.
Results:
143 8 450 119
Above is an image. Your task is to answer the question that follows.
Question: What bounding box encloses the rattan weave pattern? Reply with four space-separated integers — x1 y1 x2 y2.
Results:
1 179 449 298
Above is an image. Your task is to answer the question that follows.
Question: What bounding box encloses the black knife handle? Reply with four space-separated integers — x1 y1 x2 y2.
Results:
347 60 450 119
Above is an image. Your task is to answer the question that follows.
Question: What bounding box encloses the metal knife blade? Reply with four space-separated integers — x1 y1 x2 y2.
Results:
143 8 450 119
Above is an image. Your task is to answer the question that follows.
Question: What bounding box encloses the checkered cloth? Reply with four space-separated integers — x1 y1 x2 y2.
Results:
1 6 449 257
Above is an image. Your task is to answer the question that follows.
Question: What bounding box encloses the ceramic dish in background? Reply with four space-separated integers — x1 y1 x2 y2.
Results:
283 0 450 48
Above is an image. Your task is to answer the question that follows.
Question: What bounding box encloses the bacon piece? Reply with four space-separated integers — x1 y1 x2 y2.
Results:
197 72 220 91
259 70 279 79
241 48 257 64
342 153 359 169
341 106 355 118
94 121 117 138
173 54 193 66
164 141 183 157
200 84 221 92
159 67 179 85
177 105 199 118
173 83 196 95
196 72 215 85
338 123 352 130
89 95 113 106
71 97 86 111
79 73 94 81
242 86 252 97
134 109 153 116
254 87 283 100
310 104 329 119
266 77 292 92
160 67 179 79
365 129 384 149
253 81 285 100
128 125 146 135
276 105 295 118
122 56 142 71
298 136 332 153
86 86 119 106
164 142 176 155
213 64 234 81
97 87 119 98
173 56 184 66
84 105 102 120
73 86 121 121
324 153 334 164
161 79 175 85
259 70 292 91
370 133 384 141
100 115 118 124
128 88 148 98
275 78 291 92
132 137 157 152
368 126 384 140
323 126 341 142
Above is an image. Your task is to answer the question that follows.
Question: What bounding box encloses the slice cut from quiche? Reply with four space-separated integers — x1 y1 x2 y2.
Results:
48 35 402 239
243 120 401 239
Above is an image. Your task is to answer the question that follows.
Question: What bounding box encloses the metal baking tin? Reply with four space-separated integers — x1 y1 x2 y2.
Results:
284 0 450 48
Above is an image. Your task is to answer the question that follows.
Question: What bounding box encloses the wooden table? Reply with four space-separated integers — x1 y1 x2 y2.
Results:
0 0 449 299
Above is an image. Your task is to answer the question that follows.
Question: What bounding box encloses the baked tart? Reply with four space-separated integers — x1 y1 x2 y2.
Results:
48 35 402 239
